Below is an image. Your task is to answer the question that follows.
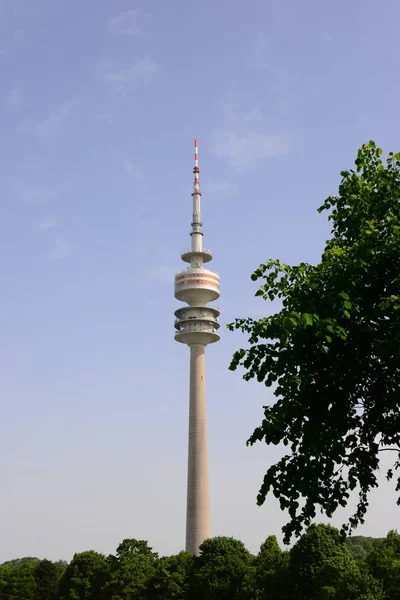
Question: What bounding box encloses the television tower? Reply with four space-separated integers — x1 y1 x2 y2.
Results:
174 140 220 555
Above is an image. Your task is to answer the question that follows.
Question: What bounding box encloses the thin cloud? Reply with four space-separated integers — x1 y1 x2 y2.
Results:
248 34 291 114
132 278 147 289
321 32 334 44
0 28 25 56
212 128 289 172
211 107 289 172
133 265 176 288
9 179 59 205
269 0 298 27
149 266 176 283
5 88 21 108
49 241 70 260
14 29 24 43
101 56 159 89
91 111 115 123
0 0 28 18
32 102 74 139
20 102 77 139
108 9 144 36
202 179 232 197
253 33 270 62
37 218 56 231
123 159 142 179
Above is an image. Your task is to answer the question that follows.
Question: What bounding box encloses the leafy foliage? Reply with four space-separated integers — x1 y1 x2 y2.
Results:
255 535 289 599
0 562 37 600
2 559 40 569
190 537 254 600
104 539 158 600
367 530 400 599
345 536 384 560
59 550 109 600
289 524 354 599
147 552 194 599
228 142 400 542
335 561 385 600
35 560 63 600
0 527 394 600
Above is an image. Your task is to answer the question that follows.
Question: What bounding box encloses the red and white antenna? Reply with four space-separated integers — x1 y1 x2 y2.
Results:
193 138 201 196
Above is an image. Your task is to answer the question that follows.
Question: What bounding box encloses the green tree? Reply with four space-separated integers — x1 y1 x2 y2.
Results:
367 530 400 599
59 550 109 600
0 566 13 600
228 142 400 542
255 535 289 600
336 561 384 600
147 551 193 599
104 539 158 600
190 536 254 600
289 524 353 599
1 558 40 569
35 559 62 600
345 536 384 560
1 562 38 600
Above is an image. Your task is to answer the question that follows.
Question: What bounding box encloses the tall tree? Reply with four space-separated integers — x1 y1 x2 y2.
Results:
146 551 193 600
35 559 62 600
335 562 384 600
255 536 289 600
366 530 400 599
228 142 400 542
59 550 109 600
0 563 37 600
190 536 254 600
289 524 353 599
104 539 158 600
345 536 384 561
0 566 13 600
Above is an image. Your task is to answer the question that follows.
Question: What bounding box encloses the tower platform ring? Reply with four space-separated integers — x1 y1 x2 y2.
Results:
174 330 220 345
181 249 213 263
174 317 220 331
174 305 220 319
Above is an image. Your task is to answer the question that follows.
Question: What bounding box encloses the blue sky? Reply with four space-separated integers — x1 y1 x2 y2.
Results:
1 0 399 561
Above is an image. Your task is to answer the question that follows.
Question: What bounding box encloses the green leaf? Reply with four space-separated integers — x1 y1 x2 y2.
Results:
304 313 313 326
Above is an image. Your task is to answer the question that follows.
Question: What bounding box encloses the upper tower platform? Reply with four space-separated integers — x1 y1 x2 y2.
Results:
181 248 213 265
175 268 220 306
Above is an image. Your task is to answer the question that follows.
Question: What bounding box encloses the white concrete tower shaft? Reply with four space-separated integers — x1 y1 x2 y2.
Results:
186 343 209 553
174 140 220 555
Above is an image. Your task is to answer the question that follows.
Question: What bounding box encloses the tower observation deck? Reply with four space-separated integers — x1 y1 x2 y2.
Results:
174 140 220 554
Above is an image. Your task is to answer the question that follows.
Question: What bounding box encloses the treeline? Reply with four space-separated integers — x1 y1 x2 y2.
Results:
0 524 399 599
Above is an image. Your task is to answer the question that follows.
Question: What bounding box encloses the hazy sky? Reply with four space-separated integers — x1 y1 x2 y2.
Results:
1 0 399 562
